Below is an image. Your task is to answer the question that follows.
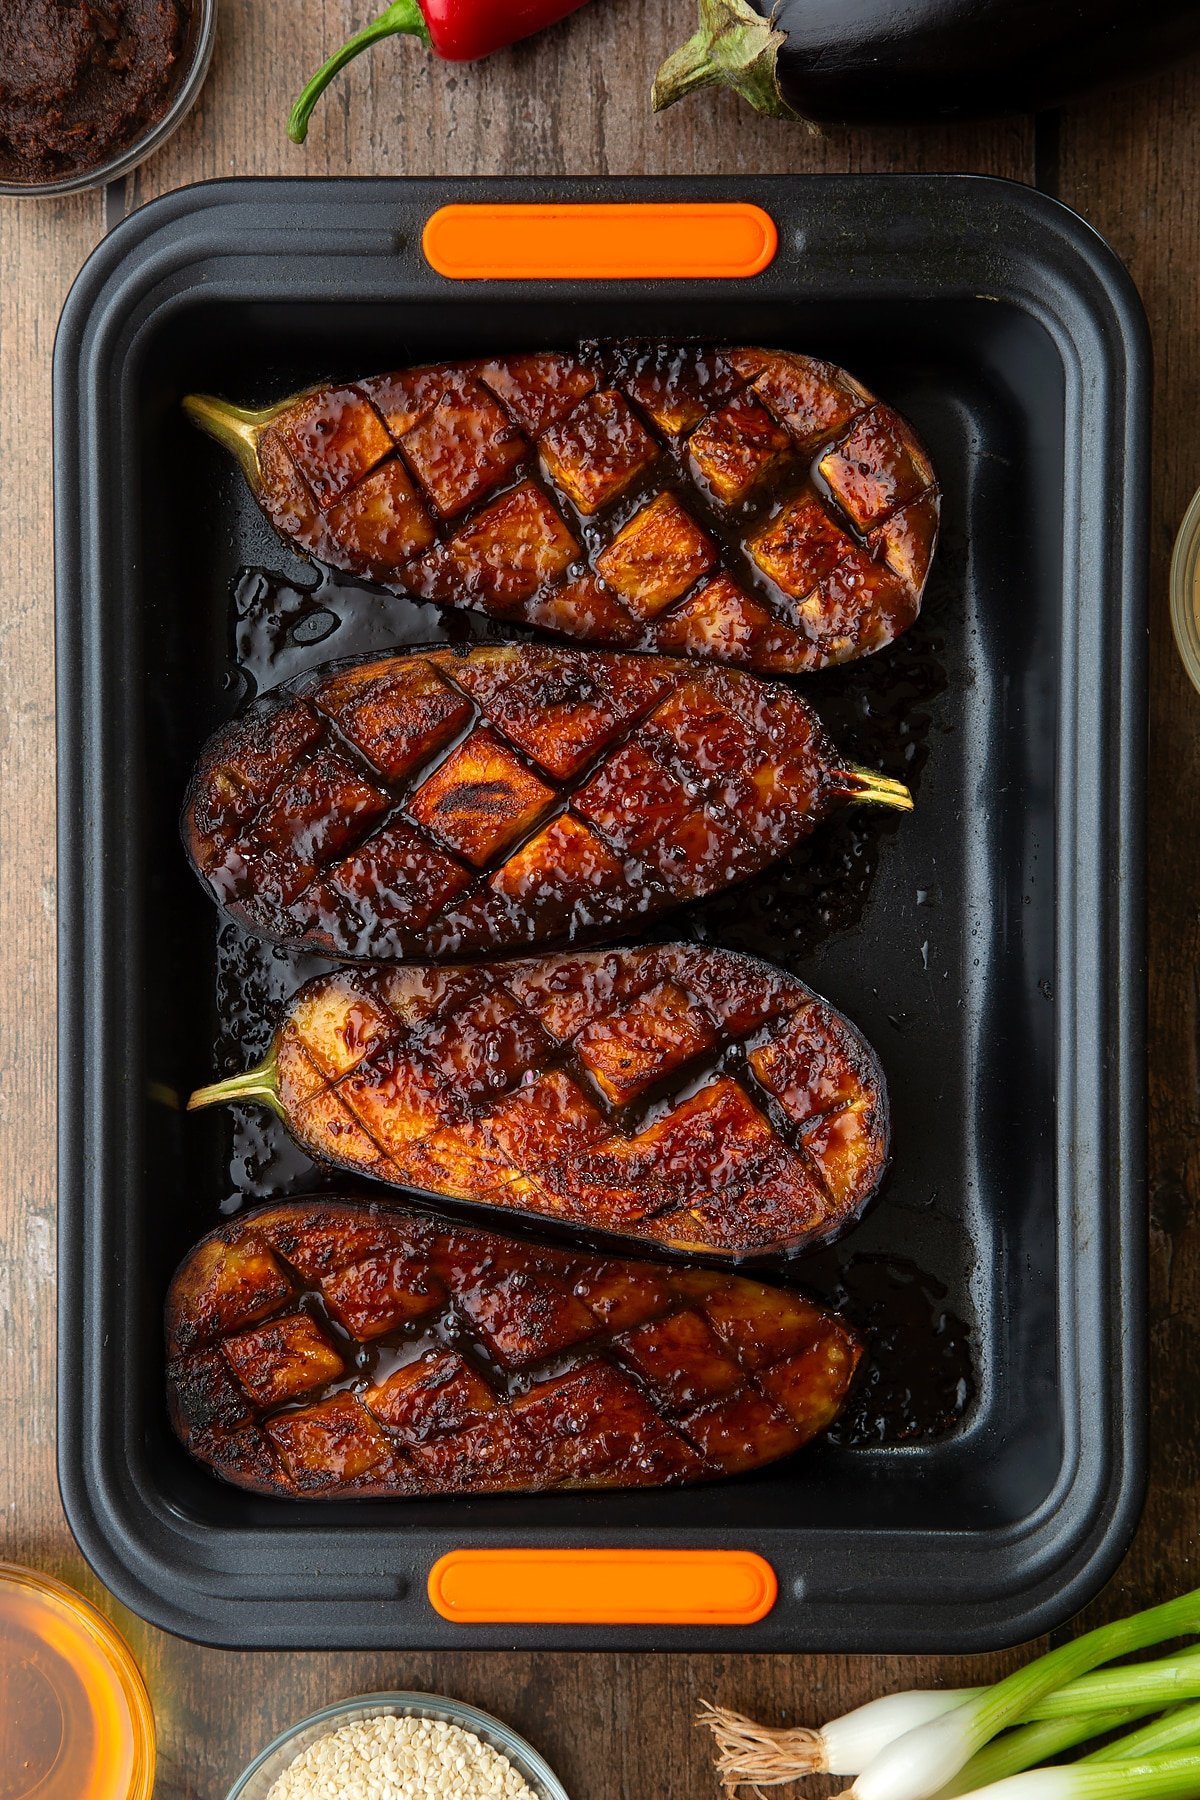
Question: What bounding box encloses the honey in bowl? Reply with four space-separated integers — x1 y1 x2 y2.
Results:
0 1564 154 1800
1171 483 1200 697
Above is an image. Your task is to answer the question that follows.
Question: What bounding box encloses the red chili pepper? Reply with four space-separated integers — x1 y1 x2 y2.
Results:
288 0 591 142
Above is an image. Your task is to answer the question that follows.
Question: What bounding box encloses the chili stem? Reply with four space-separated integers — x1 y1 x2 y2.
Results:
289 0 432 144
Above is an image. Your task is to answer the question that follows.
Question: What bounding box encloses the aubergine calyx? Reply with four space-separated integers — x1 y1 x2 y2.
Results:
844 768 915 812
652 0 809 123
181 392 302 492
188 1047 285 1120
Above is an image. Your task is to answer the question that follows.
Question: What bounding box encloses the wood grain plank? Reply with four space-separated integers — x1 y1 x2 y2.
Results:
0 188 104 1585
132 0 1032 196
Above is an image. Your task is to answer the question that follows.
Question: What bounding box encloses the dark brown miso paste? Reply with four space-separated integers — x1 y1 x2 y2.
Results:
0 0 189 185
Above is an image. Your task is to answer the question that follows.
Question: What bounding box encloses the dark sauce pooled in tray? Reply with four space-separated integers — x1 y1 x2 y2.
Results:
231 565 482 700
202 515 974 1450
807 1253 973 1446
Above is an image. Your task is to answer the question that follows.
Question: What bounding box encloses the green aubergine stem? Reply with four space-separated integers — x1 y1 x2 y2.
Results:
844 769 915 812
288 0 431 144
652 0 807 122
181 393 285 489
188 1047 283 1120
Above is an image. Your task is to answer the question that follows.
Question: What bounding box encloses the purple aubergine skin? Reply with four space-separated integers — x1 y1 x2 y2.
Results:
652 0 1200 125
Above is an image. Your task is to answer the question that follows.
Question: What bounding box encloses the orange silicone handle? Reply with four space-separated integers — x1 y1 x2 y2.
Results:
427 1548 778 1626
422 202 778 281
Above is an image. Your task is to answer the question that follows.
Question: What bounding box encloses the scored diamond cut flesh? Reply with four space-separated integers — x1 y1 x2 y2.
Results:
181 645 912 962
165 1198 863 1498
184 344 939 673
187 944 890 1259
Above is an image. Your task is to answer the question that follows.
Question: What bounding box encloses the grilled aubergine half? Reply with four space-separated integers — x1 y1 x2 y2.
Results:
188 944 889 1259
166 1199 863 1498
181 645 911 962
184 344 938 674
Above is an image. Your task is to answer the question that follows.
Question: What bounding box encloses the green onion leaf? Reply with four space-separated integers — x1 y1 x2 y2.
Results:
845 1589 1200 1800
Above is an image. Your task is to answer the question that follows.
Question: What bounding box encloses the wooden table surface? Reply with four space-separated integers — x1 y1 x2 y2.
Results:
2 3 1198 1794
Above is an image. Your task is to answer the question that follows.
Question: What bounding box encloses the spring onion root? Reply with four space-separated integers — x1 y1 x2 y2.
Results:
699 1693 976 1783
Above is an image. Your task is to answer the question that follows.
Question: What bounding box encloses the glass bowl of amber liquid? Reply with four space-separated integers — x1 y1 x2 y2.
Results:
1172 483 1200 697
0 1562 154 1800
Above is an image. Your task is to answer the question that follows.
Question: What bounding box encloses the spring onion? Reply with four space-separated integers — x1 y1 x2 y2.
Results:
951 1753 1200 1800
1024 1659 1200 1721
941 1714 1144 1796
702 1683 1194 1789
1083 1702 1200 1764
835 1589 1200 1800
703 1671 1198 1787
699 1693 977 1784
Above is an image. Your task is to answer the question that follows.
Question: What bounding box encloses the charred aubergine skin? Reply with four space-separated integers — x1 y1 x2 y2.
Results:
166 1198 863 1498
181 645 912 962
184 343 939 674
187 944 890 1259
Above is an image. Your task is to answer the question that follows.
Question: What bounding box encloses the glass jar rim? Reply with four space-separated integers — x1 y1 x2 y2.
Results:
225 1691 571 1800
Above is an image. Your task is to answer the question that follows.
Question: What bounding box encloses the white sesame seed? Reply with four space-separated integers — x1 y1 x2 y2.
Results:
263 1713 545 1800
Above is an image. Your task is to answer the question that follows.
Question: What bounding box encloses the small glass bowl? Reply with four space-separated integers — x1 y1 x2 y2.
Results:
226 1692 571 1800
0 1561 155 1800
0 0 217 198
1171 482 1200 698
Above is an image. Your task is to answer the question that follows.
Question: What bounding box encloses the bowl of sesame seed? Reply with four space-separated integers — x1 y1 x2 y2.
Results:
225 1693 571 1800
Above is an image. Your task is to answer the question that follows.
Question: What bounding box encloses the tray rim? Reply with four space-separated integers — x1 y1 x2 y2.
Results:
54 171 1149 1652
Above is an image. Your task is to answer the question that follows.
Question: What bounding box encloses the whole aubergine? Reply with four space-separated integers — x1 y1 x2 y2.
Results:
166 1198 862 1497
188 944 889 1258
653 0 1200 125
181 645 911 961
184 342 938 674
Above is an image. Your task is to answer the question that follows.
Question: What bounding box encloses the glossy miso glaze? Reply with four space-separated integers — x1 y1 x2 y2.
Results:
182 644 909 961
166 1199 863 1498
193 344 939 674
202 943 890 1258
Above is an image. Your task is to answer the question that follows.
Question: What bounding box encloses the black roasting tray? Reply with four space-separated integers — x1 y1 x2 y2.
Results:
54 175 1148 1650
